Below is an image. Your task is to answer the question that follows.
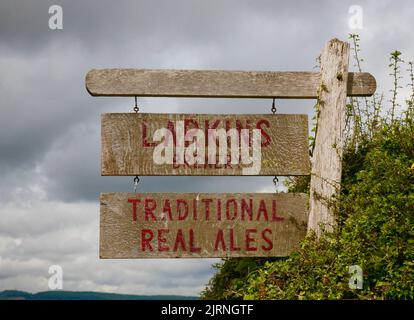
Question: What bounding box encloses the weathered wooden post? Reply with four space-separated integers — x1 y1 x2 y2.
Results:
308 38 350 237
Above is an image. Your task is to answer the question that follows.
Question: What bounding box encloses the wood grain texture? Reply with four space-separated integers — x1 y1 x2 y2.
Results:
101 113 310 176
86 69 376 98
100 192 309 258
308 39 349 236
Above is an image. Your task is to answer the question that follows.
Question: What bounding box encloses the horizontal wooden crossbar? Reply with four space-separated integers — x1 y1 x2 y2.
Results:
86 69 376 98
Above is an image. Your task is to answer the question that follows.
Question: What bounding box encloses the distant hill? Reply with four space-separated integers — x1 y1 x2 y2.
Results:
0 290 198 300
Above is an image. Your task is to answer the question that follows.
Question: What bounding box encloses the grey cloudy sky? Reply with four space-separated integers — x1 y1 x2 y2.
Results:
0 0 413 296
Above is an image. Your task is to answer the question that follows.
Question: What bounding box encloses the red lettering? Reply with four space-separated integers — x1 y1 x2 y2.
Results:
224 155 233 168
229 229 241 251
217 199 222 220
246 229 258 251
225 119 231 134
144 199 157 221
257 199 269 221
261 228 273 251
173 229 186 251
158 229 169 251
257 119 271 147
226 199 237 220
184 119 199 147
204 119 221 148
214 229 226 251
167 121 176 146
241 198 253 221
172 153 181 168
141 229 154 251
177 199 189 220
193 199 198 220
202 198 212 220
128 198 140 222
142 122 157 147
162 199 173 221
236 119 252 132
236 119 252 147
189 229 201 253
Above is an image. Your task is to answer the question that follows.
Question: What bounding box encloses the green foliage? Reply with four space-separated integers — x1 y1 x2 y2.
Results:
201 36 414 300
201 258 279 299
241 121 413 300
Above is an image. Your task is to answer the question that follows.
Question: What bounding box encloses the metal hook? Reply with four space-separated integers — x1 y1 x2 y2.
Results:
273 176 279 192
271 98 277 114
133 96 139 113
133 176 140 192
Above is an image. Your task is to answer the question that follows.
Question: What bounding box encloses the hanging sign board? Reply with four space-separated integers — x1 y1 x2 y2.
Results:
101 113 310 176
100 192 308 258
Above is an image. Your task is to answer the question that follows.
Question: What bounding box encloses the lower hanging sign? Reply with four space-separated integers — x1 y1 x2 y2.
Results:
100 192 308 258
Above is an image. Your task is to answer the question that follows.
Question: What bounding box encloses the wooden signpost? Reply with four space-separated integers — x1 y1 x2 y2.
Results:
86 38 376 259
307 39 354 236
101 113 310 176
100 192 308 258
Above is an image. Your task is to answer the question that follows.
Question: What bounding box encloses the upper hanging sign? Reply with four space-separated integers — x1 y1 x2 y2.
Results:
101 113 310 176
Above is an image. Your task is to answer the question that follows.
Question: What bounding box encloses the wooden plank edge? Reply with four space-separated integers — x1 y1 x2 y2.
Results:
86 69 376 98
